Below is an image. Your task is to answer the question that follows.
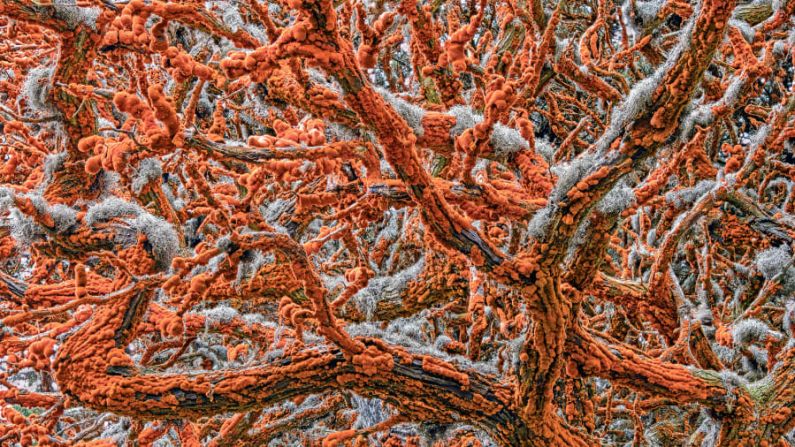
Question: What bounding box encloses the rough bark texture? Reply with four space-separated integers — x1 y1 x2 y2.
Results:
0 0 794 446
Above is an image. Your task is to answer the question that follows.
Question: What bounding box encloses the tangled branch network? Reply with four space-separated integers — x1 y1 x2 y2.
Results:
0 0 794 445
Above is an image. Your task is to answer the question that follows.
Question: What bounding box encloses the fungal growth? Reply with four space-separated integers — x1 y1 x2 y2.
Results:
0 0 794 446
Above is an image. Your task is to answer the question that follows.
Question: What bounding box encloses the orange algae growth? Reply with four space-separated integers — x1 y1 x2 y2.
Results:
0 0 793 445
